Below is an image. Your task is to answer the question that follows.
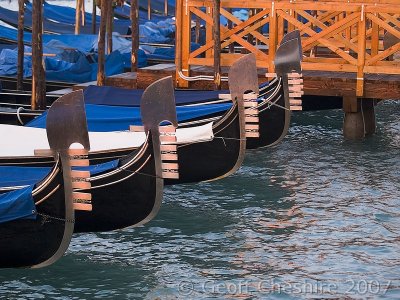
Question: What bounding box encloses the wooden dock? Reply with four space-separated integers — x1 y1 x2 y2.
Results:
135 64 400 99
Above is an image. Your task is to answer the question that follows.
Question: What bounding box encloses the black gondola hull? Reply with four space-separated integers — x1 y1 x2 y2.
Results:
0 171 68 268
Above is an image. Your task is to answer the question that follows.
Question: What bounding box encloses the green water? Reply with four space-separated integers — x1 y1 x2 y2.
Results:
1 101 399 299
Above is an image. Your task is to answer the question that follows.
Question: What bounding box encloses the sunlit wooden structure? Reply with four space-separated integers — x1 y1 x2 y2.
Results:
175 0 400 95
171 0 400 138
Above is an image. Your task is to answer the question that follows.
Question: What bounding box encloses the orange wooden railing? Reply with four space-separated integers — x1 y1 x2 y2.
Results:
175 0 400 96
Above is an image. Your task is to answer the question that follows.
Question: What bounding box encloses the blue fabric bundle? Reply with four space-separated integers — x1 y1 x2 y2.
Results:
0 186 36 224
0 160 120 190
83 84 225 106
27 103 232 132
0 159 120 224
0 45 32 77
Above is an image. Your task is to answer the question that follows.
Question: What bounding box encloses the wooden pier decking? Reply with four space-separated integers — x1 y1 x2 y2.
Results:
135 64 400 99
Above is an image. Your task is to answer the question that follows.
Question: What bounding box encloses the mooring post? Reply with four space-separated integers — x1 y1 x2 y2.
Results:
31 0 46 110
97 0 107 86
75 0 81 34
131 0 139 72
91 0 96 34
213 0 221 90
17 0 24 91
343 96 376 139
81 0 85 26
106 0 113 54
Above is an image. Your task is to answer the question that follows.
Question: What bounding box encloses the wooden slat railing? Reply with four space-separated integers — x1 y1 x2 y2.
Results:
175 0 400 96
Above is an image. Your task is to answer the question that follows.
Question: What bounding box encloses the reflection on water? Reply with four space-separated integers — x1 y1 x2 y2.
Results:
0 102 399 299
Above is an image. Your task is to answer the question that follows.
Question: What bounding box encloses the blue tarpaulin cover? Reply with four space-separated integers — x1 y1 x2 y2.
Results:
27 103 232 132
0 159 120 189
0 40 147 82
0 159 120 223
0 166 50 189
0 185 36 224
83 84 226 106
0 5 129 35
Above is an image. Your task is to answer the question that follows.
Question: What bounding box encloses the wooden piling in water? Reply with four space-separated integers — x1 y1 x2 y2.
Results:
31 0 46 110
97 0 107 86
75 0 82 34
131 0 139 72
106 0 113 54
17 0 25 91
91 0 96 34
213 0 221 90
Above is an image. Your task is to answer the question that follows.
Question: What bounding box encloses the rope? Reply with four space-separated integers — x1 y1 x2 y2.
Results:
16 107 25 125
37 212 75 224
361 99 366 137
264 97 291 111
178 71 228 82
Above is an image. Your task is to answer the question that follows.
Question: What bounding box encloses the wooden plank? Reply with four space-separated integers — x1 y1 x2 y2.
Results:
356 12 366 97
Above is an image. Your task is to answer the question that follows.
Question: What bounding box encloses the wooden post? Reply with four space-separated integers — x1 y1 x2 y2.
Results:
106 0 113 54
31 0 46 110
195 16 201 44
246 9 254 53
343 97 375 139
177 0 190 88
213 0 221 90
91 0 96 34
228 8 234 53
17 0 25 91
97 0 107 86
268 1 278 72
356 7 366 97
371 15 379 57
131 0 139 71
148 0 151 20
75 0 81 34
81 0 85 26
164 0 168 15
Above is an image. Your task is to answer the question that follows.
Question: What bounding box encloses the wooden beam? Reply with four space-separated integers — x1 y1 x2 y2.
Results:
91 0 96 34
31 0 46 110
97 0 107 86
213 0 221 90
131 0 139 71
17 0 24 91
356 11 366 97
75 0 81 34
106 0 113 54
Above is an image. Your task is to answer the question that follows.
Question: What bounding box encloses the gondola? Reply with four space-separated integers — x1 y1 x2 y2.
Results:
0 89 91 268
0 54 259 186
0 77 178 233
0 74 74 93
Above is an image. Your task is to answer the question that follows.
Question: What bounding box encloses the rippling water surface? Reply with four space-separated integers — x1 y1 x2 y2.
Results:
1 102 399 299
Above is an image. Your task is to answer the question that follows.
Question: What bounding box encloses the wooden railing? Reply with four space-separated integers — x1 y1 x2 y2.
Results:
175 0 400 96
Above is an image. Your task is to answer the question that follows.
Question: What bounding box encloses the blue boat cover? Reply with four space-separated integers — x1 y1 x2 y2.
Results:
0 44 145 82
0 45 33 77
27 103 232 131
0 6 129 35
0 159 120 189
0 159 120 223
31 2 170 26
0 185 36 224
84 84 226 106
0 166 50 189
137 0 176 15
